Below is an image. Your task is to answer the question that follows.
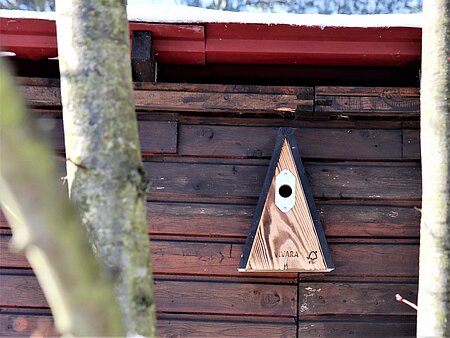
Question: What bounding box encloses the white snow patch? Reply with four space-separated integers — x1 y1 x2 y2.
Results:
305 286 321 292
0 5 423 28
0 51 16 57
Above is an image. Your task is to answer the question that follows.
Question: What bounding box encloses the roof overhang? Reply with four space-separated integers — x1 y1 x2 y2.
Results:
0 11 421 67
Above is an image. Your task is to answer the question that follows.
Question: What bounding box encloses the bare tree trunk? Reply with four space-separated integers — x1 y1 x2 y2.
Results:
417 0 450 336
0 61 124 337
56 1 157 336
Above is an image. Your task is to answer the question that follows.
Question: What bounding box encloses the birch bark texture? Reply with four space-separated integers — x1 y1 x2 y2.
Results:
0 61 124 337
56 1 157 336
417 0 450 336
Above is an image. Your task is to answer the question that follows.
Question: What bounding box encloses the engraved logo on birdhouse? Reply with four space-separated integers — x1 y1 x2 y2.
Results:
275 250 299 258
307 251 318 264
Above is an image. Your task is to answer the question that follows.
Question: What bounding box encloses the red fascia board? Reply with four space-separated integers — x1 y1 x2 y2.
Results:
205 23 421 67
1 17 421 67
0 18 205 64
0 18 57 59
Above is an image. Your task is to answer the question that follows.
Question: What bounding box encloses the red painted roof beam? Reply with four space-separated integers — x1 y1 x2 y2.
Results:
205 23 421 67
0 18 205 64
1 17 421 67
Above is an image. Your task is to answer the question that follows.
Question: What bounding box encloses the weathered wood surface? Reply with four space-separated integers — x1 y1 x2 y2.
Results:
134 81 313 97
0 309 416 338
298 317 416 337
148 202 421 239
0 202 421 237
138 120 177 154
0 309 296 338
145 161 421 201
35 117 177 154
0 235 418 278
298 282 418 315
3 77 421 337
29 118 420 160
147 202 420 238
32 119 421 160
244 139 331 272
18 82 313 115
318 203 420 238
18 79 421 118
17 76 312 96
157 315 296 338
178 125 403 160
0 271 297 317
403 129 421 160
316 87 420 97
34 120 422 160
133 90 311 114
0 309 58 338
315 86 420 117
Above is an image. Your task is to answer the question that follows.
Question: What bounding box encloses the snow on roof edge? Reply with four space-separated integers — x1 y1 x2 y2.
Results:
0 5 423 28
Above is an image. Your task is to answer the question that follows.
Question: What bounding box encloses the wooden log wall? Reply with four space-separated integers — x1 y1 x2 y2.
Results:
0 77 421 337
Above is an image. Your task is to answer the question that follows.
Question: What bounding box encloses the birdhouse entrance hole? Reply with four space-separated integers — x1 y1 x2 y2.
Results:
279 185 292 198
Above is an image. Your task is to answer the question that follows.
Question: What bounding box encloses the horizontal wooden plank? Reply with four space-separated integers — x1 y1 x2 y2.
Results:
17 77 312 98
316 86 419 97
178 125 402 160
148 202 254 238
298 282 417 315
315 86 419 117
155 279 297 316
134 90 311 114
148 202 419 239
145 161 421 201
153 241 418 278
33 118 409 160
16 77 60 87
19 83 313 115
319 203 420 238
0 272 297 317
0 309 297 338
1 201 420 239
151 241 293 278
35 117 178 154
0 309 58 337
1 236 418 278
403 129 420 160
328 243 418 278
134 81 313 98
20 85 61 107
138 120 178 154
157 316 296 338
298 317 416 337
315 96 420 116
179 115 404 129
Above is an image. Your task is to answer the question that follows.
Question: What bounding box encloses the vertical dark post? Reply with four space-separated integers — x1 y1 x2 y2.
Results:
131 30 157 82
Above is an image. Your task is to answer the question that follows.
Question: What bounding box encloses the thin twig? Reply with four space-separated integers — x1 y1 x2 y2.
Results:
66 157 88 172
395 293 418 311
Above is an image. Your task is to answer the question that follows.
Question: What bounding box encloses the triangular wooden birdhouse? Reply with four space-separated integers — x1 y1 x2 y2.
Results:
238 128 334 273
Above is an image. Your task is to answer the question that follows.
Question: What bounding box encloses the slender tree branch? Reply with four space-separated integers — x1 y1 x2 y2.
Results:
0 60 124 337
